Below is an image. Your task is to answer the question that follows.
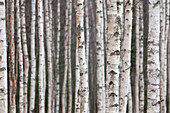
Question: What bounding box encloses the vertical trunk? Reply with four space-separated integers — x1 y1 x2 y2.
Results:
62 0 69 112
135 0 140 112
55 0 61 112
76 0 89 112
44 0 53 112
119 0 133 113
160 0 167 113
29 0 36 112
139 1 144 112
16 0 24 112
9 0 16 112
68 0 72 112
21 0 29 112
96 0 105 112
147 0 160 113
106 0 122 112
38 0 45 112
75 36 80 113
0 0 8 112
85 0 89 72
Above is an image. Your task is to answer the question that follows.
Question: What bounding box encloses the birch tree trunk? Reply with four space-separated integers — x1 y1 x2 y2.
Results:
68 0 72 112
38 0 45 112
0 0 8 112
160 0 167 113
96 0 105 112
106 0 122 112
76 0 89 112
44 0 53 112
29 0 36 112
55 0 61 112
135 0 140 112
62 0 69 112
21 0 29 112
119 0 133 113
147 0 160 113
9 0 16 112
139 1 144 112
16 0 24 112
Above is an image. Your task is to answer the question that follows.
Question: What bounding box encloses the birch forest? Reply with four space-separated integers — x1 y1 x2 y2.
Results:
0 0 170 113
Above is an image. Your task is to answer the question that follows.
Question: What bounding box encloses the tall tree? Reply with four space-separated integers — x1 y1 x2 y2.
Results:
29 0 36 112
119 0 133 112
37 0 45 112
9 0 16 112
76 0 89 112
21 0 30 112
96 0 105 112
55 0 61 112
147 0 160 113
0 0 8 112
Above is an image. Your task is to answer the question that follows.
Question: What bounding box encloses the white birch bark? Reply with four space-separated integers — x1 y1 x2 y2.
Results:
68 0 72 112
29 0 36 112
21 0 29 112
135 0 140 112
9 0 16 112
0 0 8 112
96 0 105 112
75 38 80 113
160 0 167 113
119 0 133 113
147 0 160 113
106 0 121 112
76 0 89 112
16 0 24 112
62 0 69 112
44 0 53 112
139 2 144 112
38 0 45 112
55 0 61 112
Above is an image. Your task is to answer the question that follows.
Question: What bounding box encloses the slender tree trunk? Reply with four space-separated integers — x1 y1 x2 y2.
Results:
119 0 133 112
44 0 53 112
62 0 69 112
106 0 122 112
21 0 29 112
76 0 89 112
55 0 61 112
135 0 140 112
9 0 16 112
38 0 45 112
160 0 167 113
0 0 8 112
75 35 80 113
29 0 36 112
147 0 160 113
68 0 72 112
139 1 144 112
96 0 105 112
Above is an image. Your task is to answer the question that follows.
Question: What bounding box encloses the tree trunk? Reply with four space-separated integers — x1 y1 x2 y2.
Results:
160 0 167 113
119 0 133 112
68 0 72 112
38 0 45 112
29 0 36 112
55 0 61 112
21 0 29 112
139 1 144 112
96 0 105 112
9 0 16 112
0 0 8 112
147 0 160 113
62 0 69 112
76 0 89 112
